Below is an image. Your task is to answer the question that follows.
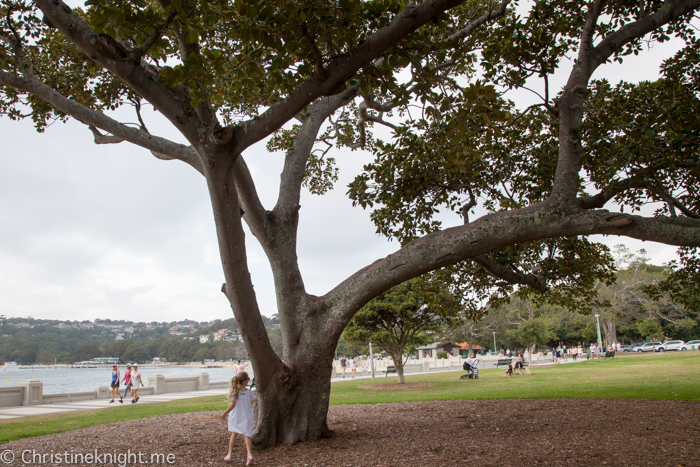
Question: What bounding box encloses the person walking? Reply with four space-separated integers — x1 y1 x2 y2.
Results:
349 357 357 378
340 356 347 378
109 364 121 403
120 363 132 403
235 360 246 375
130 363 144 403
220 372 257 465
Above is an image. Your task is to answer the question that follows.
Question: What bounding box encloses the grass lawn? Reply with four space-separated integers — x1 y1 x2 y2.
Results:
329 351 700 405
0 395 226 444
1 352 698 443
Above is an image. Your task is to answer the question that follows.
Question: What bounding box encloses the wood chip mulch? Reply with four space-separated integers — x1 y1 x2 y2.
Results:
2 399 699 466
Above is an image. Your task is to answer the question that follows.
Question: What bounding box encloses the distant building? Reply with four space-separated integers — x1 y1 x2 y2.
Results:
213 329 228 341
415 342 463 358
199 335 210 343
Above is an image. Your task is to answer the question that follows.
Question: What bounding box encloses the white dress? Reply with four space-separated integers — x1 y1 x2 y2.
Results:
228 390 257 437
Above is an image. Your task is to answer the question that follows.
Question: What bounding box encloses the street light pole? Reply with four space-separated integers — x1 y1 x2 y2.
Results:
492 332 496 354
369 341 375 378
594 314 603 358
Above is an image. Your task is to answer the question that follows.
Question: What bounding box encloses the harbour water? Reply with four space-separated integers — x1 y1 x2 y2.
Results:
0 366 249 394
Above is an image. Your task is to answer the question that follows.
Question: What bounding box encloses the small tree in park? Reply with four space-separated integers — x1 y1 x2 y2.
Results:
636 318 664 342
512 318 556 363
344 274 460 383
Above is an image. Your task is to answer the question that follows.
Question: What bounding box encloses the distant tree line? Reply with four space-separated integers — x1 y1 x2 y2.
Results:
0 316 280 364
447 247 700 354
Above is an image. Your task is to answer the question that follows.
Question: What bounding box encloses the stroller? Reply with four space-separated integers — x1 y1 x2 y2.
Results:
460 359 479 380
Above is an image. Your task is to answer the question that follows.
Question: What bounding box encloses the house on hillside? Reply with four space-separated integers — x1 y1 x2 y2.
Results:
213 329 228 341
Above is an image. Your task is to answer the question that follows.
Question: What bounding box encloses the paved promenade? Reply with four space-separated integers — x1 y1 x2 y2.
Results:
0 358 579 420
0 372 392 420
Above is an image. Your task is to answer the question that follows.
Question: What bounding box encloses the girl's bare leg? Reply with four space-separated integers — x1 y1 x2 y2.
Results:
227 433 238 456
244 436 253 459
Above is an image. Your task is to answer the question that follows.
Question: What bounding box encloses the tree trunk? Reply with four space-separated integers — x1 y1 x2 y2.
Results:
389 350 406 383
252 352 335 447
602 319 617 347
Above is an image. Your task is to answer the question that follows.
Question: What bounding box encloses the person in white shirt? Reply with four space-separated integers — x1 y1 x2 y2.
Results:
130 364 144 403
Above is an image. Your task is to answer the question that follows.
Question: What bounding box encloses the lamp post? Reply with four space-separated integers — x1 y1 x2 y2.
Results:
492 332 496 354
594 314 603 358
369 341 375 379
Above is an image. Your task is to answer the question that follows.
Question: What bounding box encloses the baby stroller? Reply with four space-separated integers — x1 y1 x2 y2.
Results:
460 359 479 379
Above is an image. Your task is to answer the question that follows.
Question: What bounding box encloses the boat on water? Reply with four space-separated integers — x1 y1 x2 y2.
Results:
3 361 18 370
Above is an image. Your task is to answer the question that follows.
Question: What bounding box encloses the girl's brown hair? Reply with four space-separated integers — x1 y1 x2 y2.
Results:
228 371 249 402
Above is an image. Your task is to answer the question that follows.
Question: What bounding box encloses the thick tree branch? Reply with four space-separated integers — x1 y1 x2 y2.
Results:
590 0 700 72
230 0 471 154
35 0 202 145
577 158 700 210
320 206 700 334
274 87 359 217
232 155 273 248
447 0 510 42
0 70 202 173
552 0 700 203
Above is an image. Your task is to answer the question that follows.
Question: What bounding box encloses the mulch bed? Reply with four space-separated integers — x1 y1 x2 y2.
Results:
2 399 699 466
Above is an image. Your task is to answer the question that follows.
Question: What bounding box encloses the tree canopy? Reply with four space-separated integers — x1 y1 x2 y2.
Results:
1 0 700 448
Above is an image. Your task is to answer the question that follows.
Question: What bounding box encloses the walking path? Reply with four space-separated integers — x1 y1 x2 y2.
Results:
0 372 390 420
0 357 589 420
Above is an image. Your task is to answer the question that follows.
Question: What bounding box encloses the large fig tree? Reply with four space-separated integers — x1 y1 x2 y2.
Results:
1 0 699 448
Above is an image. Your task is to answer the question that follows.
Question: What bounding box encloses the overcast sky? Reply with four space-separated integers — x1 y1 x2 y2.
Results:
0 12 690 323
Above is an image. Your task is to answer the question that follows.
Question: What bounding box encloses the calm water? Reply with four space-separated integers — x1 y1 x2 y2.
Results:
0 366 250 394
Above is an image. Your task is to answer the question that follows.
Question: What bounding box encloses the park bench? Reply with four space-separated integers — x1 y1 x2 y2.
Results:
385 366 397 376
496 358 512 368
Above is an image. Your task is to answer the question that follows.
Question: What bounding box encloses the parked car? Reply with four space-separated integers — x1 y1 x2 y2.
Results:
685 340 700 350
659 340 686 351
636 342 663 352
627 343 644 352
620 345 632 352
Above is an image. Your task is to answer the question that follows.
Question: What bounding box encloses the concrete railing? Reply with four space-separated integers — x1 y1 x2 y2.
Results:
0 386 25 407
0 372 224 408
334 352 553 375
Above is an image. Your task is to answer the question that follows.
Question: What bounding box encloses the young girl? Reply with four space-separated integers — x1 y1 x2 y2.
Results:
220 371 256 465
